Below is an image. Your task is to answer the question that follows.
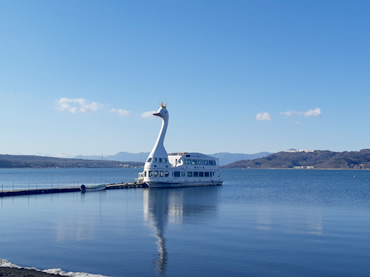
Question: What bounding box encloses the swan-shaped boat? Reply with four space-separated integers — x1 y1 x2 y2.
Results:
137 103 223 188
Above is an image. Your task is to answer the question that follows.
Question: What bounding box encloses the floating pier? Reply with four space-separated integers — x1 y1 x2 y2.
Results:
0 182 148 198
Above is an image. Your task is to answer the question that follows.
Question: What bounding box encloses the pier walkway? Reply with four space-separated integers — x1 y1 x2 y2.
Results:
0 182 148 197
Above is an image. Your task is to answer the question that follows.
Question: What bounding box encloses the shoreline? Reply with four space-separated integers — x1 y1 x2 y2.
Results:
222 167 370 170
0 267 63 277
0 259 107 277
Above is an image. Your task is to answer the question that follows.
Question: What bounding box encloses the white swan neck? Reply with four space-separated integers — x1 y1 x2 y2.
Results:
150 115 168 158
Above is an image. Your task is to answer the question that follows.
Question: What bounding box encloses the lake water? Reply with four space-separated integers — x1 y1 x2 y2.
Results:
0 168 141 191
1 168 370 276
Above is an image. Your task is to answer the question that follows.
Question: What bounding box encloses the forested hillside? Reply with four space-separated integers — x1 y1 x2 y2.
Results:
224 149 370 169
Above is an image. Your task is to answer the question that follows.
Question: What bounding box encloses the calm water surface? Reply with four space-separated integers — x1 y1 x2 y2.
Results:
0 168 140 190
1 169 370 276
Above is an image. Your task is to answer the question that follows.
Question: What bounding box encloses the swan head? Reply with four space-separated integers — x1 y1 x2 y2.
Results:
153 104 169 119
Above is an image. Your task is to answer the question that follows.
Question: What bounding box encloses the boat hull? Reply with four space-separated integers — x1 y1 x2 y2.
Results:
147 181 223 188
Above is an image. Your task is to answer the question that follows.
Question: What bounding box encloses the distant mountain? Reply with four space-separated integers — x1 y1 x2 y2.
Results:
0 154 143 168
210 152 271 166
109 152 150 162
224 149 370 169
75 152 150 162
5 150 370 169
75 151 271 166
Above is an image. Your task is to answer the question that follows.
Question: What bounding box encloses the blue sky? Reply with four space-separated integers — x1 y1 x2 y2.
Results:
1 0 369 157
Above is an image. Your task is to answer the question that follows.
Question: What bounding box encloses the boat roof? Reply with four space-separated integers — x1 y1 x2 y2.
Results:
168 152 215 159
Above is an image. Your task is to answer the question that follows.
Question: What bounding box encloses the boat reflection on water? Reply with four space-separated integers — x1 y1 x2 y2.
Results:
143 186 220 274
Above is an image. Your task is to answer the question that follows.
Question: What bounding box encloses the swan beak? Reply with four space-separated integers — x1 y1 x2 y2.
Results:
153 112 161 116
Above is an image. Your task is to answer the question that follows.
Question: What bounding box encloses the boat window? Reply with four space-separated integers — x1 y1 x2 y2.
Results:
153 158 158 163
165 171 169 177
159 158 163 163
144 171 147 177
192 160 197 165
185 159 191 165
149 171 153 177
205 172 210 177
154 171 158 177
174 171 180 177
193 172 199 177
198 160 203 165
199 172 204 177
147 158 152 163
204 160 208 165
187 171 192 177
164 158 167 163
210 160 215 166
181 172 185 177
160 171 164 177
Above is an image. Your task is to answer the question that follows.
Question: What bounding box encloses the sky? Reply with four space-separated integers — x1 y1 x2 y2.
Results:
1 0 369 157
